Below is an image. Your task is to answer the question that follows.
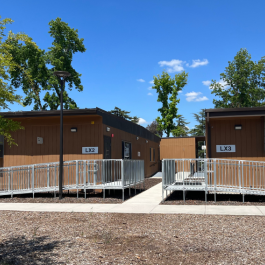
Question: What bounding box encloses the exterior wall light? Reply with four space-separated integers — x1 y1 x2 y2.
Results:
106 127 110 132
235 125 242 130
136 137 139 140
146 140 148 143
71 128 77 132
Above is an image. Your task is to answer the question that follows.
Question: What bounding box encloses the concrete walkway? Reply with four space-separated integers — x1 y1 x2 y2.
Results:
0 172 265 216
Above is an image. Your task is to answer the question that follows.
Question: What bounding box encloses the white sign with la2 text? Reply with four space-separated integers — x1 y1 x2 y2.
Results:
216 145 236 153
82 147 98 154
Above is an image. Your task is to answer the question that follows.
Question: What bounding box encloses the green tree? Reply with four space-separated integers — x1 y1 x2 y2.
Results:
211 48 265 108
0 17 34 145
5 17 86 110
172 115 189 137
189 110 206 158
189 110 205 136
109 107 139 124
146 120 163 137
153 71 188 137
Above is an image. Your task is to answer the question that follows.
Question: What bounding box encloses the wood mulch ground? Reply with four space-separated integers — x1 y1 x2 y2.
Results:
0 211 265 264
162 190 265 205
0 178 161 204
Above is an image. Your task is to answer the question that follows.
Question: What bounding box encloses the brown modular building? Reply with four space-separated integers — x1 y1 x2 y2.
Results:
205 107 265 161
160 136 205 160
0 108 160 178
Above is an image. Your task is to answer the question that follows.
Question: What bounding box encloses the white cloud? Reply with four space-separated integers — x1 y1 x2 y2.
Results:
148 87 152 90
178 90 182 93
149 80 154 84
185 91 209 102
138 118 148 125
202 80 211 86
137 79 145 82
158 59 185 73
147 92 153 96
187 59 209 68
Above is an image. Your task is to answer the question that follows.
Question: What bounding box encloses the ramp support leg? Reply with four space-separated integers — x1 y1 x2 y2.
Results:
214 192 216 203
103 189 105 199
122 189 124 202
242 194 245 203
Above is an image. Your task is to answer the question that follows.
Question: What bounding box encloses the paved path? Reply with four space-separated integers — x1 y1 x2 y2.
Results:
0 172 265 216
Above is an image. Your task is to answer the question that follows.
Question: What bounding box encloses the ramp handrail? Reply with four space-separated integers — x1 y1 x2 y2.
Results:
0 159 145 198
162 158 265 202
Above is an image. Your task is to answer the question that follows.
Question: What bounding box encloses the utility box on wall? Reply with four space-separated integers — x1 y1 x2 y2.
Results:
37 137 43 144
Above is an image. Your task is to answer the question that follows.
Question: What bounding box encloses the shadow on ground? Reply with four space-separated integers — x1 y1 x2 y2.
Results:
0 236 65 265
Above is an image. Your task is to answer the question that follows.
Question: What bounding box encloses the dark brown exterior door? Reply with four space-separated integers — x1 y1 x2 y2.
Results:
104 136 111 159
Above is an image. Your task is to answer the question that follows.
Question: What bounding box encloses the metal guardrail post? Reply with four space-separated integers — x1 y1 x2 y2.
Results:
162 160 164 201
241 161 244 203
238 160 241 189
76 161 78 188
182 159 185 202
32 165 34 199
11 168 13 198
121 160 124 201
54 165 56 198
84 162 86 199
214 159 216 202
204 159 207 203
47 165 50 188
8 170 10 194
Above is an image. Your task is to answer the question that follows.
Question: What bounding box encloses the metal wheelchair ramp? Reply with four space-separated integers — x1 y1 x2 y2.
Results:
162 158 265 202
0 159 145 201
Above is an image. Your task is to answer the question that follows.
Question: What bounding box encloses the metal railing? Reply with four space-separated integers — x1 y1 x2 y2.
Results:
162 158 265 202
0 159 145 201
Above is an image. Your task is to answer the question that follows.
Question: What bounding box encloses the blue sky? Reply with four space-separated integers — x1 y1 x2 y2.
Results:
1 0 265 132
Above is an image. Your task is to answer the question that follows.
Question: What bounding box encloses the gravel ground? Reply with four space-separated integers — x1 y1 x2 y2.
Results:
162 190 265 205
0 178 161 204
0 211 265 264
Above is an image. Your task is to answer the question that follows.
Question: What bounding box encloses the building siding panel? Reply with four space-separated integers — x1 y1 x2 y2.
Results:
160 138 196 160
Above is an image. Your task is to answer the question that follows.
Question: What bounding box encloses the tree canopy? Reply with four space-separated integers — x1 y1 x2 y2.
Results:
153 71 188 137
211 48 265 108
0 17 35 145
146 120 163 138
189 109 205 136
5 17 86 110
109 107 139 124
172 115 190 137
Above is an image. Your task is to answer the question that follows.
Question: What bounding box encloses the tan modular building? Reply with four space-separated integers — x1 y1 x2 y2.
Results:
160 136 205 160
0 108 160 178
205 107 265 161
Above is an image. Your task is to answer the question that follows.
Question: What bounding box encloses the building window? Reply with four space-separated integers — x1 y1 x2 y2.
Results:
150 148 155 162
122 141 132 159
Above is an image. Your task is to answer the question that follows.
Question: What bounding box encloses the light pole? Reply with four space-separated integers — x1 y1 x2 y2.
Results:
53 71 71 200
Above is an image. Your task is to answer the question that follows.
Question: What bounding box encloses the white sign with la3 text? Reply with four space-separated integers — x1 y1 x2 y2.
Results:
82 147 98 154
216 145 236 153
